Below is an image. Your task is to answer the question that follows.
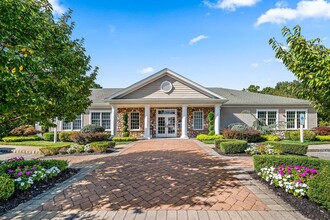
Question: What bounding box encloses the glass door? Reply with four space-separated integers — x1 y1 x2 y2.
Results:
156 110 177 137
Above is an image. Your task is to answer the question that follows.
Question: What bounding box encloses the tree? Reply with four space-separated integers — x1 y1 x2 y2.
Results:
244 85 260 93
91 82 102 88
0 0 98 129
269 25 330 121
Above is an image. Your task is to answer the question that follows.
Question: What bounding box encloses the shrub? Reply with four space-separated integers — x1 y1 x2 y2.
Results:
43 132 59 141
123 113 129 137
266 141 308 155
222 129 261 142
2 136 42 142
10 125 41 136
285 130 316 141
81 124 105 133
316 135 330 141
284 131 291 140
214 139 238 148
59 131 80 142
208 112 215 136
0 175 15 201
112 136 137 142
90 141 115 153
219 140 248 154
314 126 330 135
196 134 223 141
39 146 70 155
253 155 330 172
245 143 282 155
70 132 110 144
307 166 330 210
260 134 280 141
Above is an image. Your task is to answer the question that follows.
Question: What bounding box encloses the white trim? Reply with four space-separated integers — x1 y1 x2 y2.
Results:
193 111 204 130
130 111 140 131
285 109 308 130
60 114 83 131
156 109 177 138
89 110 112 131
256 109 279 126
105 68 228 101
160 80 173 93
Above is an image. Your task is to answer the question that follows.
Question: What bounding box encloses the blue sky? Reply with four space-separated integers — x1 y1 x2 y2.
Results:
51 0 330 89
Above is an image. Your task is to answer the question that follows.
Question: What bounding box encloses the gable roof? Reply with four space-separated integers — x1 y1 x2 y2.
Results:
89 88 122 103
104 68 228 101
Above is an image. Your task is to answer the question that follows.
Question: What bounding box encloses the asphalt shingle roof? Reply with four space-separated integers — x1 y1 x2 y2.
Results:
89 87 310 105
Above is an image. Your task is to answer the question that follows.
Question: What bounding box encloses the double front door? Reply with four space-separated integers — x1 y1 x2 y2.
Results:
156 109 177 137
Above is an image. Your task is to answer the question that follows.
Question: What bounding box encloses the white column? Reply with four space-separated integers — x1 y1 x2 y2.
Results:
144 105 151 139
214 104 221 135
181 105 188 139
111 105 117 136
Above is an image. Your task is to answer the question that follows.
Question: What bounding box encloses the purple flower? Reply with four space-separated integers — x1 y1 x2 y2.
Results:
297 179 302 183
17 172 23 177
24 168 29 171
38 162 42 165
26 171 32 176
278 170 285 176
8 169 14 173
311 168 317 174
32 166 36 171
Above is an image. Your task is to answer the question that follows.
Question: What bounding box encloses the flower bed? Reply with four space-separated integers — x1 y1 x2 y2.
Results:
0 157 76 214
245 143 281 155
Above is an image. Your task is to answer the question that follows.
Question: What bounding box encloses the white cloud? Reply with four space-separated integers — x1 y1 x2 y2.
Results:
204 0 261 11
189 35 208 45
275 1 289 8
263 58 273 63
251 63 259 68
256 0 330 26
138 67 154 74
49 0 66 16
109 25 116 33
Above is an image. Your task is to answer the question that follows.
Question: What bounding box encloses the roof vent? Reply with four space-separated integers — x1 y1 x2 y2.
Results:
160 81 173 93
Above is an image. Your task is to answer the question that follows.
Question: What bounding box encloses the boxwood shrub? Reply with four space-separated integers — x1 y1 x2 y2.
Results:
266 141 308 155
307 165 330 210
81 124 105 133
284 130 316 141
219 140 248 154
253 155 330 172
43 132 59 141
260 134 280 142
196 134 223 141
0 175 15 201
222 129 261 142
39 146 70 155
70 133 111 144
2 136 42 142
315 135 330 141
112 136 137 142
214 139 238 148
90 141 115 153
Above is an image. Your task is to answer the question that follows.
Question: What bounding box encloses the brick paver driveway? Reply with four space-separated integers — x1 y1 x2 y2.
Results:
40 139 268 211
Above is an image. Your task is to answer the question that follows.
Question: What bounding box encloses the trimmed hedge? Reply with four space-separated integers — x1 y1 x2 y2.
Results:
112 136 137 142
59 131 80 142
90 141 115 153
2 136 42 142
214 139 238 148
43 132 59 141
307 166 330 210
81 124 105 133
253 155 330 172
70 132 111 144
0 175 15 201
196 134 223 141
222 129 261 142
261 134 280 141
266 141 308 155
39 146 70 155
315 135 330 141
219 140 248 154
284 130 316 141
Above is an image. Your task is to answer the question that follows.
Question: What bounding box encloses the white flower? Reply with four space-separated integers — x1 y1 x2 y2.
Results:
20 182 25 186
15 177 22 182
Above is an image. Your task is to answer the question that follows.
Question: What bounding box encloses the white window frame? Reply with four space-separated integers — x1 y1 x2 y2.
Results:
89 110 112 131
130 112 140 131
285 109 308 130
61 115 83 131
256 109 279 126
193 111 204 130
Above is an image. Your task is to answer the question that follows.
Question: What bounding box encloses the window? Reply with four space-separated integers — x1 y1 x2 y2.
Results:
193 111 203 130
91 112 111 129
257 110 278 126
286 110 307 129
130 112 140 130
62 115 82 130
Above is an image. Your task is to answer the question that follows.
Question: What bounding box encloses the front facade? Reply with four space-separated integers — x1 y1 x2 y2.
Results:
54 68 318 138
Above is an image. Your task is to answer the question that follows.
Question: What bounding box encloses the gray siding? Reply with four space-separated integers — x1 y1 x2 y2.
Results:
120 75 212 99
220 106 317 130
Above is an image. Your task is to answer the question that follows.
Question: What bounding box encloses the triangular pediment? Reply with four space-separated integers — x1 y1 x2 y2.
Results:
105 68 227 101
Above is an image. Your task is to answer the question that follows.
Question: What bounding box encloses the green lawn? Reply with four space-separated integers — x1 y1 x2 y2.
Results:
202 140 215 144
114 141 136 145
0 141 72 147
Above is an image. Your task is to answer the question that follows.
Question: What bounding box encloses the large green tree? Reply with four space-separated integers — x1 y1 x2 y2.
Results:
269 25 330 121
0 0 98 129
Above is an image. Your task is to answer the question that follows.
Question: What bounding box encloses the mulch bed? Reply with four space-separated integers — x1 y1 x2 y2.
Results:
213 147 252 157
250 172 330 220
44 149 117 157
0 168 79 216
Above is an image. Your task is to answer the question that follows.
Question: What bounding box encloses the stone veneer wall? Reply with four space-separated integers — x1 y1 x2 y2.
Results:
116 108 145 138
187 107 213 138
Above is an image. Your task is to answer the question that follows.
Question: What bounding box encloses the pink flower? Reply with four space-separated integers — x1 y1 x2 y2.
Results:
26 171 32 176
297 179 302 183
8 169 14 173
17 172 23 177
